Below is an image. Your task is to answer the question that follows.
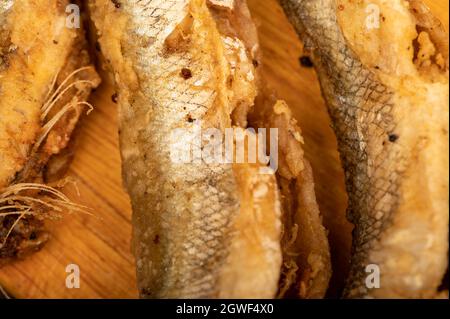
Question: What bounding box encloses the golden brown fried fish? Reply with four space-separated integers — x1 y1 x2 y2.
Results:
89 0 330 298
280 0 449 298
89 0 282 298
0 0 99 265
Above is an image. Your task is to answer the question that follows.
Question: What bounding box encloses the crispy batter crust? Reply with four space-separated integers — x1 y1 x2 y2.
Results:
0 0 99 264
251 93 331 299
89 0 283 298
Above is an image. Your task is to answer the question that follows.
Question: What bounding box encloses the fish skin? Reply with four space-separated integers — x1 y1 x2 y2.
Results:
89 0 282 298
280 0 449 298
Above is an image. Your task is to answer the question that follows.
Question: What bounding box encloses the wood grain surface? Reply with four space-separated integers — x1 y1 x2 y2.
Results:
0 0 448 299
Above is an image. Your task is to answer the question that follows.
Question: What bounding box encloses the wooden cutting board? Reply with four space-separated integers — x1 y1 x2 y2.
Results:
0 0 448 299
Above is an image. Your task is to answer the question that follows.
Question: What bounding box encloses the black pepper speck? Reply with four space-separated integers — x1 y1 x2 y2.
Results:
300 56 314 68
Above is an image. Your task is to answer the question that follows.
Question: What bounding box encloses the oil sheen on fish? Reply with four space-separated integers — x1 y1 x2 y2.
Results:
89 0 283 298
0 0 99 264
280 0 449 298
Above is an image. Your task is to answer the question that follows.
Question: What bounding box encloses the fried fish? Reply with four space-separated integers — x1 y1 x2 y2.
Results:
89 0 282 298
89 0 330 298
0 0 100 265
280 0 449 298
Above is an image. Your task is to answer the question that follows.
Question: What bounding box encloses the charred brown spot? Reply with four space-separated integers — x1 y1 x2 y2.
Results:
181 68 193 80
0 215 47 262
153 235 160 245
111 93 119 104
141 288 152 297
227 75 233 88
187 114 195 123
111 0 121 8
95 41 101 52
389 134 399 143
252 59 259 67
300 56 314 68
